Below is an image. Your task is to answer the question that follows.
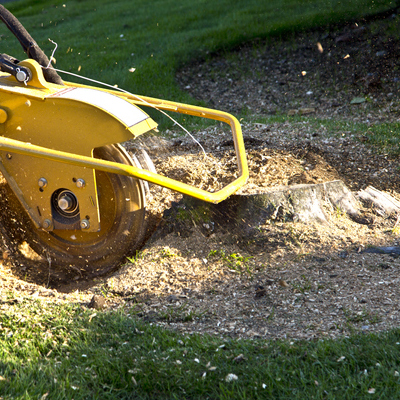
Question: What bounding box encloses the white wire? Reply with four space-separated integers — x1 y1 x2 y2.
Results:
46 38 58 68
42 40 207 157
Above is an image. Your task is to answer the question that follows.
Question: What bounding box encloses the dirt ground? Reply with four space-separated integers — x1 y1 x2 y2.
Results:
2 11 400 341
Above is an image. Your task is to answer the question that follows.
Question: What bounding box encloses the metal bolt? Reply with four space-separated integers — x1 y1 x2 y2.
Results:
38 177 48 188
58 197 71 211
76 178 86 188
42 219 51 229
15 69 28 83
58 192 76 211
80 219 90 229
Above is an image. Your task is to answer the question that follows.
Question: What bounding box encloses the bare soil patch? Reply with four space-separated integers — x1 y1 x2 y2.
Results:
177 12 400 123
2 13 400 341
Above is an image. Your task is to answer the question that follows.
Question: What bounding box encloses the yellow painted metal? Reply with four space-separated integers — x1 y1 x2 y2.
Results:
0 136 247 203
0 109 7 123
64 82 248 182
0 57 248 238
0 60 157 230
62 83 249 202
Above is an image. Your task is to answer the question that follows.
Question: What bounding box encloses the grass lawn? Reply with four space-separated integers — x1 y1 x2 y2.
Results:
1 298 400 399
2 0 395 101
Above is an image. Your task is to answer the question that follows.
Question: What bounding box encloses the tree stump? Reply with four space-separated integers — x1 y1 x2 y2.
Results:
156 181 400 241
357 185 400 217
182 180 361 228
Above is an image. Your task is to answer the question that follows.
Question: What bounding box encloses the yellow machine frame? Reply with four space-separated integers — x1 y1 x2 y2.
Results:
0 3 249 271
0 60 248 207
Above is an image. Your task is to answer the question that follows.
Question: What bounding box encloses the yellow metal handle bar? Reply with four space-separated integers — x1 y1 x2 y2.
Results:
0 136 245 203
0 99 248 203
118 93 249 177
66 82 248 179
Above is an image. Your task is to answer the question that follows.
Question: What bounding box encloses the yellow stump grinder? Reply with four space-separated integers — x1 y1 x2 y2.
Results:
0 5 248 277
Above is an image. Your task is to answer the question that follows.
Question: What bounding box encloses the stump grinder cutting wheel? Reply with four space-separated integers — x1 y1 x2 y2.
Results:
0 5 248 277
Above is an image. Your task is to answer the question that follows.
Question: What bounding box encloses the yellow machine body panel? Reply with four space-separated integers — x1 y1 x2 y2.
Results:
0 60 157 231
0 58 248 236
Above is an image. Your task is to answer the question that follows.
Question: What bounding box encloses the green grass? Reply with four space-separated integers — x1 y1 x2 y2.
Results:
365 123 400 154
2 0 398 135
2 0 395 102
208 248 254 275
2 298 400 399
253 114 400 155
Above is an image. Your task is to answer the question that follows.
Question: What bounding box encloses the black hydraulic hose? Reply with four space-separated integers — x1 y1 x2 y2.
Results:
0 5 63 85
